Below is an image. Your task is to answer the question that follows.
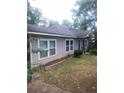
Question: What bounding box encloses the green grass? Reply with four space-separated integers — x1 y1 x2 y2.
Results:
41 55 97 93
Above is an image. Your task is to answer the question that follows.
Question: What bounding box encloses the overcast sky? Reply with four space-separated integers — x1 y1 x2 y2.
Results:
30 0 77 23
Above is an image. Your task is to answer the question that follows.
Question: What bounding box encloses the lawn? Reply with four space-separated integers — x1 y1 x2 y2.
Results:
41 55 97 93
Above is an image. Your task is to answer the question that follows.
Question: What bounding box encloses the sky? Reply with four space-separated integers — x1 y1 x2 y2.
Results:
30 0 77 24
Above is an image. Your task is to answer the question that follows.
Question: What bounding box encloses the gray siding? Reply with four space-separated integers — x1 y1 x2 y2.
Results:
74 39 79 50
80 39 83 50
74 39 83 51
30 35 81 66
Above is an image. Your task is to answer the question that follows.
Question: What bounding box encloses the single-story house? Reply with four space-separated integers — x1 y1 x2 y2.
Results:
27 24 93 67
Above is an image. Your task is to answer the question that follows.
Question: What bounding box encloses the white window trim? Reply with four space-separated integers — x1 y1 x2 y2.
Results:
70 39 74 50
38 39 57 60
65 39 74 52
49 40 57 56
65 39 70 52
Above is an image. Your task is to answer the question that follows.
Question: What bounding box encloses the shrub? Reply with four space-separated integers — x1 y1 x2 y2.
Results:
27 63 31 70
31 67 41 73
27 69 32 83
31 66 46 74
74 50 82 58
90 49 97 55
27 66 46 83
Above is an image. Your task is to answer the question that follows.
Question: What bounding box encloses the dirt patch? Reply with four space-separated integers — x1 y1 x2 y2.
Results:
28 80 71 93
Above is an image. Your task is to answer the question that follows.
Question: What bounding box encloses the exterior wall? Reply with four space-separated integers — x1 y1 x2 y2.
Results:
30 35 80 66
74 39 83 51
80 39 83 50
74 39 79 50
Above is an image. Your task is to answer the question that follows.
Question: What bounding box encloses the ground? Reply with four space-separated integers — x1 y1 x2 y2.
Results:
28 54 97 93
28 80 70 93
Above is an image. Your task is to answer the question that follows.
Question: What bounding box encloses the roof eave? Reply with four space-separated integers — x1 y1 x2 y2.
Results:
27 31 76 38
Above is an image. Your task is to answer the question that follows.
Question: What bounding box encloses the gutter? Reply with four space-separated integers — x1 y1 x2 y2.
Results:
27 31 77 38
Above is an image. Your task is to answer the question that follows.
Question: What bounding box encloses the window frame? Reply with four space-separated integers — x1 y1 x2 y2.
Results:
70 40 74 50
49 40 56 56
65 40 70 52
65 39 74 52
38 39 57 60
39 40 48 58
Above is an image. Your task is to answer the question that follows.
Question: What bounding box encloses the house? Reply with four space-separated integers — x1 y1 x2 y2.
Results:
27 24 92 67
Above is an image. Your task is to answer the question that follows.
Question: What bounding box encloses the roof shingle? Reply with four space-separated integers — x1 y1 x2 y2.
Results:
27 24 91 38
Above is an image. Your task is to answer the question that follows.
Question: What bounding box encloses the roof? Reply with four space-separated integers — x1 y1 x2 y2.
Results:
27 24 92 38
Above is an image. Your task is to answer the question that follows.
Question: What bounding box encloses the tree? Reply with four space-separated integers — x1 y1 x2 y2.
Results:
48 20 59 27
61 20 72 27
72 0 97 51
72 18 81 29
27 0 46 25
89 29 97 50
72 0 97 31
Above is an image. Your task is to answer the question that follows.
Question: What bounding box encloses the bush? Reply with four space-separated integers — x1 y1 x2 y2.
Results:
27 66 46 83
90 49 97 55
31 67 41 73
27 69 32 83
74 50 82 58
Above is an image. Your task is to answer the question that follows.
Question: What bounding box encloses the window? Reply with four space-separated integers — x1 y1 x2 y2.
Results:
49 40 56 56
39 41 48 58
66 40 69 51
65 39 74 51
70 40 73 50
38 39 56 59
